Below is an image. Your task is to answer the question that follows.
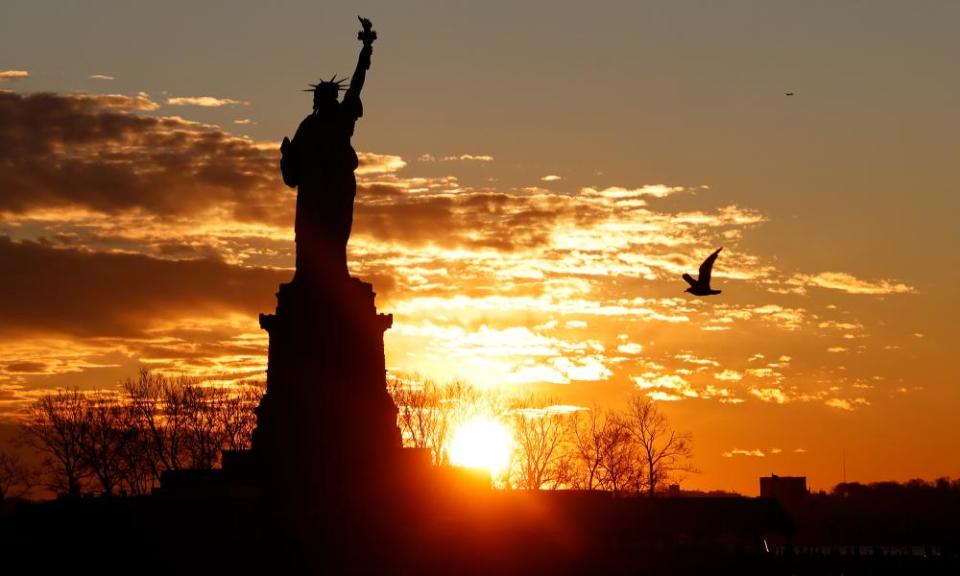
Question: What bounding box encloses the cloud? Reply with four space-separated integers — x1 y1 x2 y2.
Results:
166 96 244 107
627 364 750 405
441 154 494 162
582 185 684 200
0 91 792 278
825 397 870 411
72 91 160 111
633 374 698 399
356 152 407 175
750 387 789 404
0 237 286 338
0 91 277 220
0 70 29 81
5 361 48 373
790 272 914 295
817 321 862 331
233 119 253 125
514 405 588 417
675 353 719 367
390 321 610 387
647 391 684 402
420 153 494 162
617 343 643 355
88 74 114 81
722 449 766 458
0 89 913 417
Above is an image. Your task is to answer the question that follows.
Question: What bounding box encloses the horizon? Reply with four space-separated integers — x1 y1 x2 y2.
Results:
1 0 958 496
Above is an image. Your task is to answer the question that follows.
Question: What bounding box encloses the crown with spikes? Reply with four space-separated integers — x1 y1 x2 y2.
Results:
304 74 350 93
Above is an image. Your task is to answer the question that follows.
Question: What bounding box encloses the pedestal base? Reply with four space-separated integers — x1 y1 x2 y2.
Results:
251 277 401 510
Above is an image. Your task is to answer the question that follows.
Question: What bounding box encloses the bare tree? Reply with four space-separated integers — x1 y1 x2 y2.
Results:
624 394 693 496
113 401 156 495
0 450 35 501
389 376 449 464
568 407 608 490
509 398 572 490
20 389 90 497
218 383 264 451
595 412 637 494
567 407 639 493
182 385 226 469
79 392 128 496
123 369 194 473
124 371 263 472
388 375 487 466
17 371 264 498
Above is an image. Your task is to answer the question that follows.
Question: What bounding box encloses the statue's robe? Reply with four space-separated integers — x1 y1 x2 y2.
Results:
281 91 363 282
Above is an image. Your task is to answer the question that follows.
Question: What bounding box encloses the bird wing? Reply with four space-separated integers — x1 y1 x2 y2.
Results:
682 273 697 288
698 247 722 286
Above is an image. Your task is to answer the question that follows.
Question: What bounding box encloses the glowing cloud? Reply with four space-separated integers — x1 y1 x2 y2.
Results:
791 272 915 295
166 96 244 107
74 91 160 110
750 388 789 404
0 70 29 81
825 398 870 411
441 154 494 162
722 449 766 458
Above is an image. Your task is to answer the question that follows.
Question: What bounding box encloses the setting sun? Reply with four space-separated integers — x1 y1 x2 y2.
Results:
447 416 514 476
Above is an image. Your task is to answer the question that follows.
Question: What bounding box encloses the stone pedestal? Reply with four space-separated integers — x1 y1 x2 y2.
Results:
251 277 402 513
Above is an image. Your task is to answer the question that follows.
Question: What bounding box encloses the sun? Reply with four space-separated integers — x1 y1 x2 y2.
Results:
447 416 513 477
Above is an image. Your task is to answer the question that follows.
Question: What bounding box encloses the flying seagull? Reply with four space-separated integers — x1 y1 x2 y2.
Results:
683 247 723 296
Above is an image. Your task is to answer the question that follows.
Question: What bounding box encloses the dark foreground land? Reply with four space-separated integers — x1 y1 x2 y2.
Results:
3 487 958 575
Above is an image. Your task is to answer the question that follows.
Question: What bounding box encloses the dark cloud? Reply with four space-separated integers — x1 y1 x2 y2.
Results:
0 91 283 221
0 91 593 256
4 361 47 373
354 191 591 251
0 236 287 338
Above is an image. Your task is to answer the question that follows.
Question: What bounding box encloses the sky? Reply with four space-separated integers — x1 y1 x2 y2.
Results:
1 0 958 495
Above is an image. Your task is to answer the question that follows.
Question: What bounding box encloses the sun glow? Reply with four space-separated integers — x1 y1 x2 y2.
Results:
447 416 514 476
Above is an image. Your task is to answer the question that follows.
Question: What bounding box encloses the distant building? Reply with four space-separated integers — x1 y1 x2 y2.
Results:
760 475 808 507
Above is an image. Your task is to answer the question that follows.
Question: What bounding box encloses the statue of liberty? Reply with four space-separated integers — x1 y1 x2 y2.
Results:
280 16 376 284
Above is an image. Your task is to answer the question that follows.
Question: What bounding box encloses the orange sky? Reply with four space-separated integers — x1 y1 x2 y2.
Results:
1 1 958 494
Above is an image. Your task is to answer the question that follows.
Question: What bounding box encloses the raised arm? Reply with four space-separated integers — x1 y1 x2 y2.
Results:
346 17 376 100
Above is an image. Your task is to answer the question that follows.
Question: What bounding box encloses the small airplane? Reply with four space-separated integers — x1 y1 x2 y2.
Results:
682 247 723 296
785 92 794 96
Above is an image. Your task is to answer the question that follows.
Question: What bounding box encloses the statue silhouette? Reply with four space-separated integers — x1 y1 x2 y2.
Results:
281 16 376 283
251 18 402 522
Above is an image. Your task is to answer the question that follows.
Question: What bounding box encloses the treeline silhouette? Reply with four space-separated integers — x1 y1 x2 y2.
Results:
4 371 695 500
4 372 960 574
389 375 694 495
11 369 262 498
790 479 960 548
